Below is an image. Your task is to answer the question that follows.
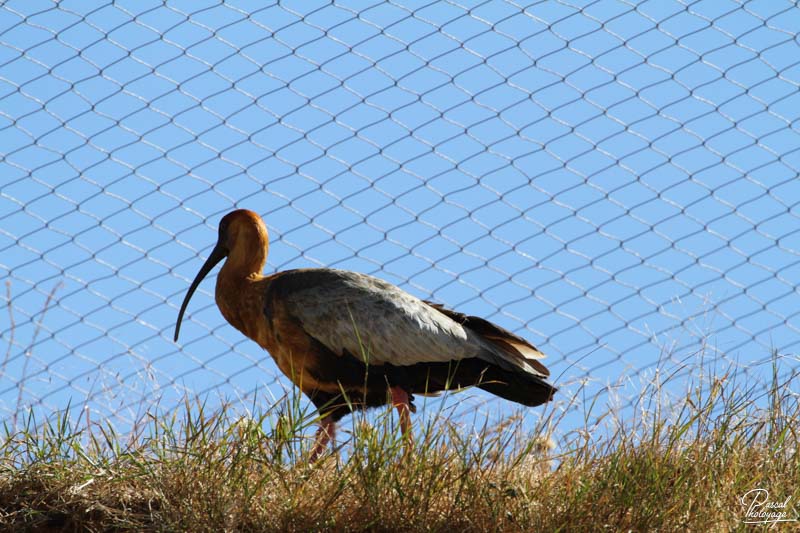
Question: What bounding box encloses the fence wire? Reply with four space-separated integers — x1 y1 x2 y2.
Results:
1 0 799 435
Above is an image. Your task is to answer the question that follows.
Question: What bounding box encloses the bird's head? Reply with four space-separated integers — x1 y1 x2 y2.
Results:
174 209 269 341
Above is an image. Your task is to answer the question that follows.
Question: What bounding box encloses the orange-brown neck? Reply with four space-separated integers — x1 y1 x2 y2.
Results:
214 213 270 343
222 217 269 279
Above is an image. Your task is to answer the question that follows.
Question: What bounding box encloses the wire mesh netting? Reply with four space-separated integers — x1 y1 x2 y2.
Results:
1 0 799 436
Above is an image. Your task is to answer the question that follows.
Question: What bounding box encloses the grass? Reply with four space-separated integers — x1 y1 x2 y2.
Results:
1 353 798 532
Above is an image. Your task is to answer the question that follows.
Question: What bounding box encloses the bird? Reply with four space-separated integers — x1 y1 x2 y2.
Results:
174 209 556 460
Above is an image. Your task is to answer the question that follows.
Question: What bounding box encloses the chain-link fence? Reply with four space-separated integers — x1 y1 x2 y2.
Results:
1 0 799 437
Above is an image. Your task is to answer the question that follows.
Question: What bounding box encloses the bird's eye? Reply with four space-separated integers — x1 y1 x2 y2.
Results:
218 219 231 242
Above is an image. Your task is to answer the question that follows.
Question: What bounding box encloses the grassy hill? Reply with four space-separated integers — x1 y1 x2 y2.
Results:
2 357 798 531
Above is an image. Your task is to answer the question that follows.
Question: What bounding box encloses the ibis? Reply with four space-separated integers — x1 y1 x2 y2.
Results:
174 209 556 460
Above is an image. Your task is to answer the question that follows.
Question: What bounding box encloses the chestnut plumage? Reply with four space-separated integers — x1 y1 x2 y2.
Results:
175 209 556 459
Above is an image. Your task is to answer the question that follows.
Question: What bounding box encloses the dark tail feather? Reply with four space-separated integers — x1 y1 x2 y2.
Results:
407 359 556 407
476 365 556 407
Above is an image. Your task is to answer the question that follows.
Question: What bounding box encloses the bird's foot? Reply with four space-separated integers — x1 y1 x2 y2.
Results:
309 416 336 462
389 386 414 445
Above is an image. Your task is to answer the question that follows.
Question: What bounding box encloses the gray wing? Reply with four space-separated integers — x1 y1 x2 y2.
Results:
272 269 548 377
275 269 482 366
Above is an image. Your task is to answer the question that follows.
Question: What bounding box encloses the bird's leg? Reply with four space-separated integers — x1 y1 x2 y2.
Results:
309 415 336 462
389 386 413 444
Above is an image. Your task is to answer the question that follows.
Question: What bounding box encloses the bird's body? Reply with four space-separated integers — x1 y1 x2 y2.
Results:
175 209 556 459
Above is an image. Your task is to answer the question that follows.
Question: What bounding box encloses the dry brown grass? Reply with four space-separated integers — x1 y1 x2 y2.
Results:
2 354 798 532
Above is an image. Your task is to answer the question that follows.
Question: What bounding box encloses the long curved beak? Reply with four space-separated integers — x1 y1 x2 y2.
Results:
174 243 228 342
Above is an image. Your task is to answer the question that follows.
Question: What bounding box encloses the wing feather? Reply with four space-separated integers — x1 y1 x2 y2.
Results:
266 269 549 379
424 301 550 377
269 269 480 366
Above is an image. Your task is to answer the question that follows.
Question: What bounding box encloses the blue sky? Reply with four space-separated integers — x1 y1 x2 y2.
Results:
1 0 799 440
